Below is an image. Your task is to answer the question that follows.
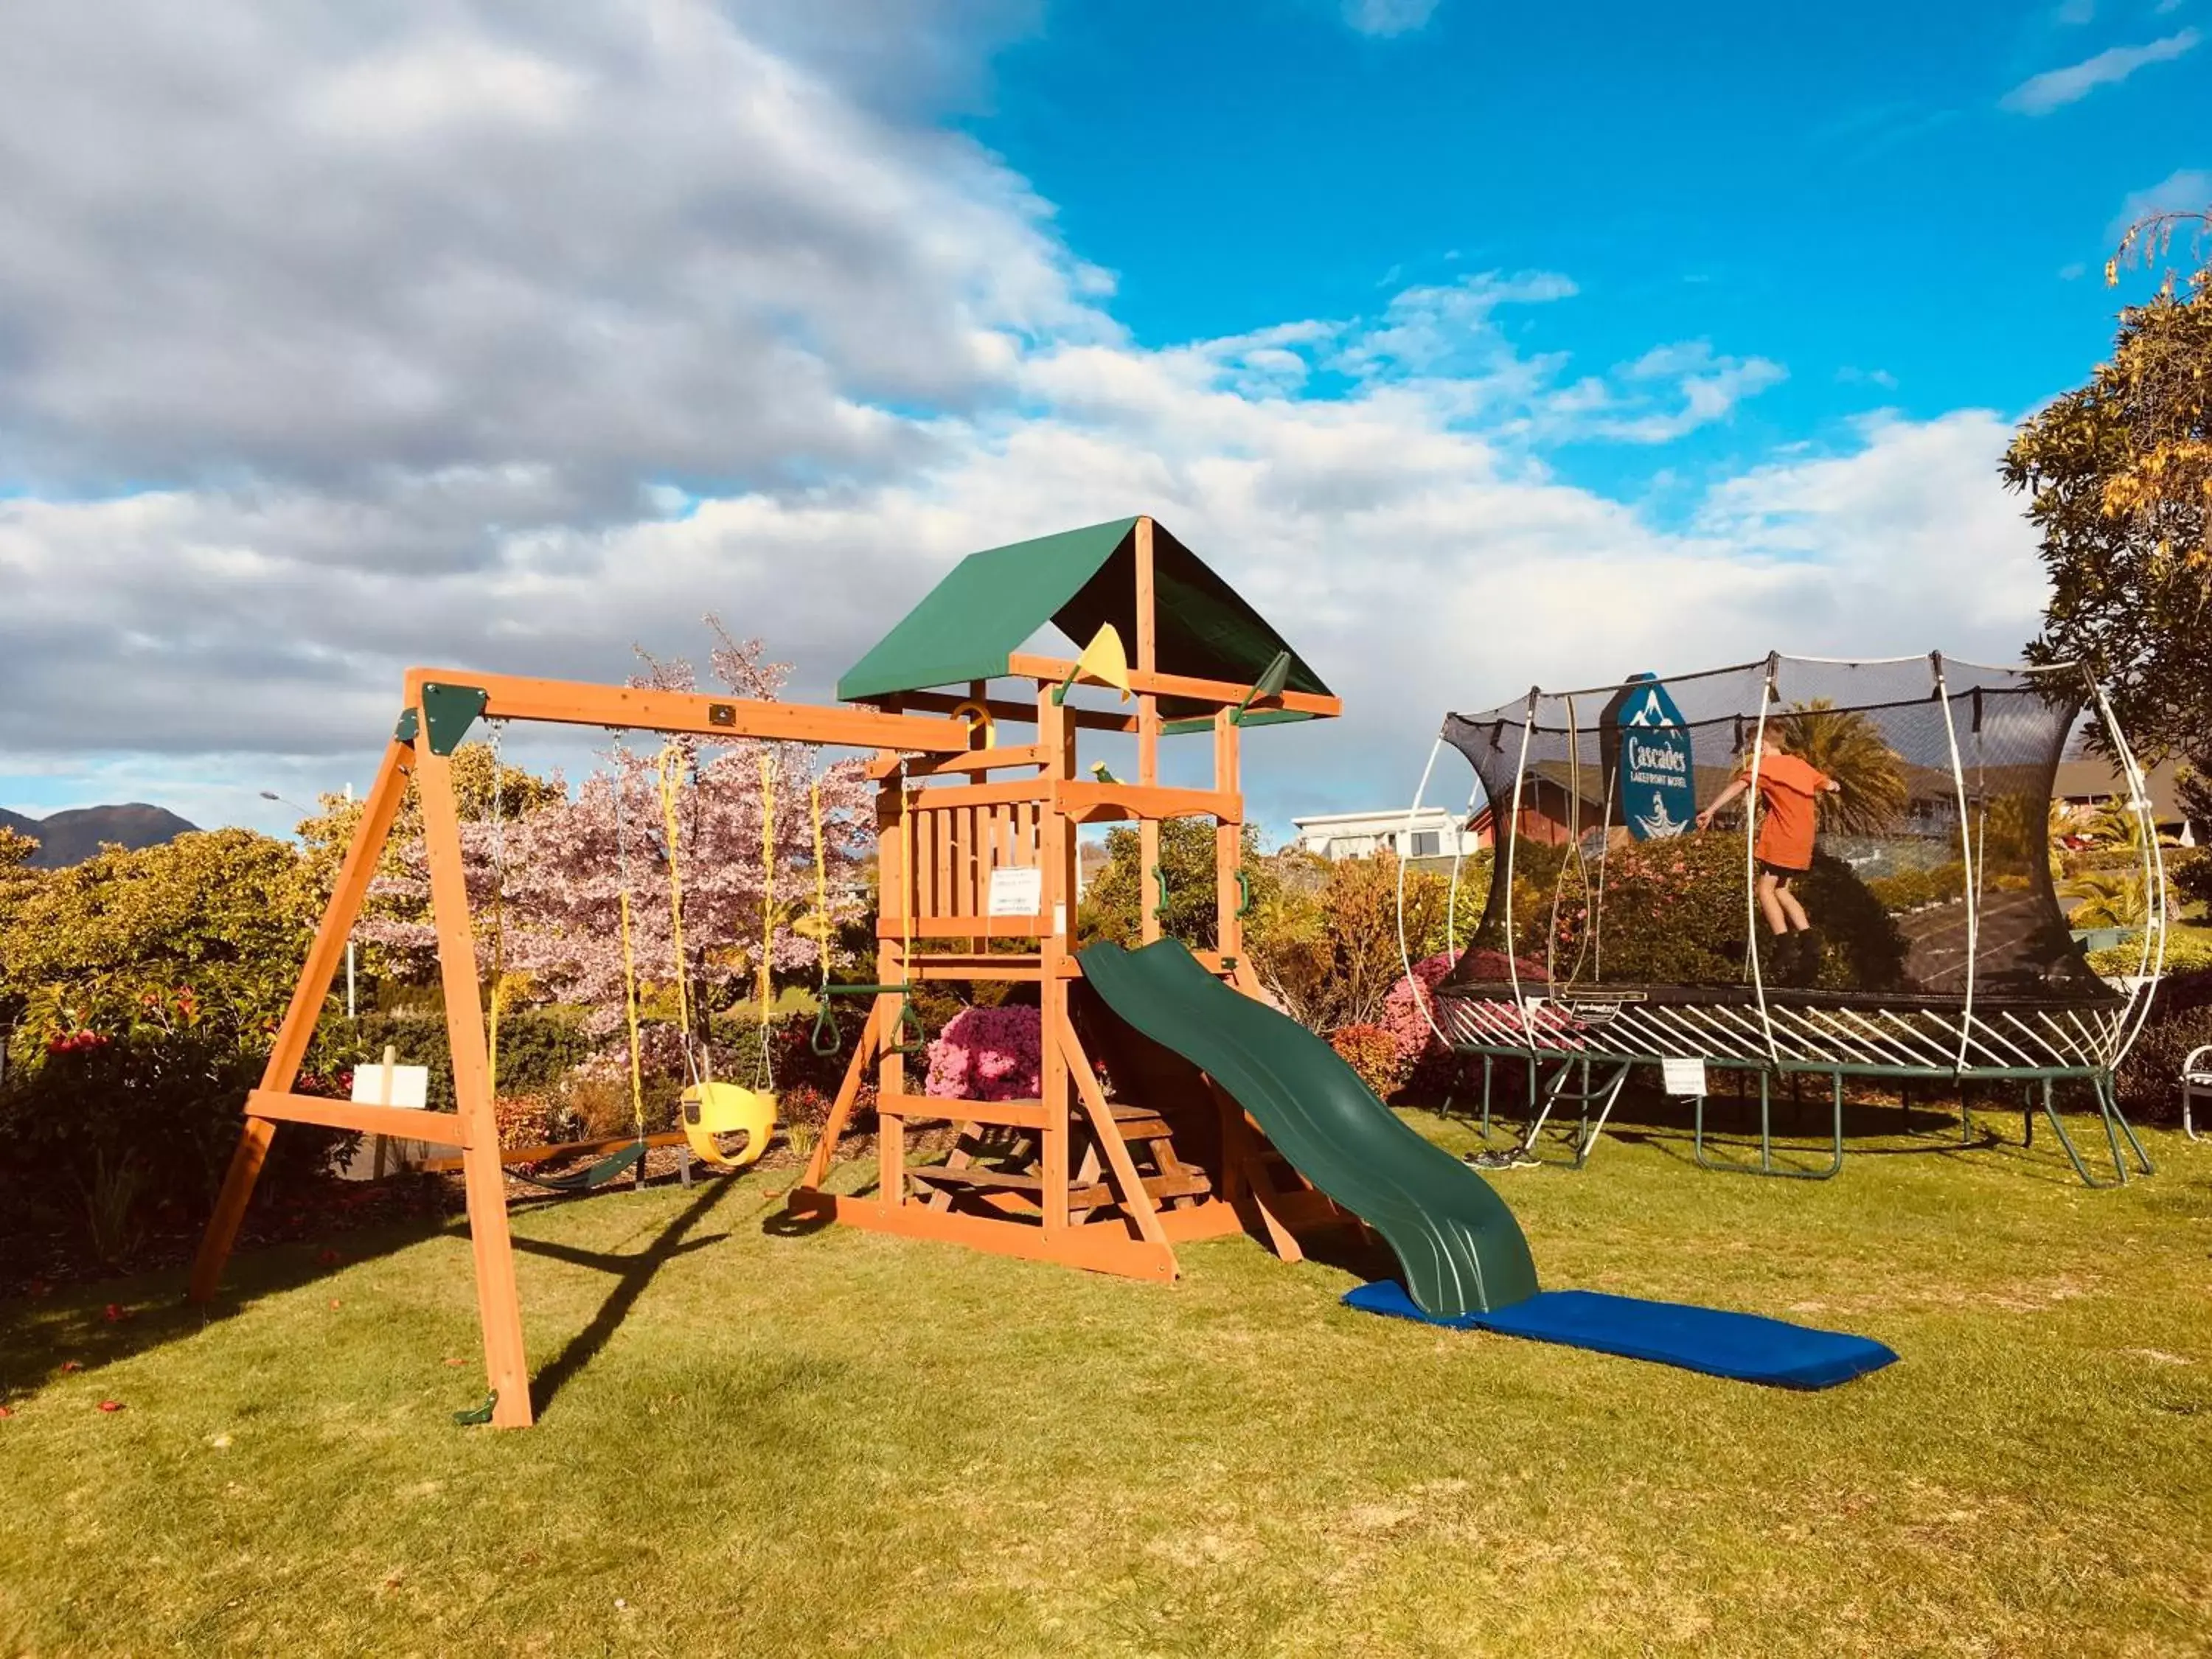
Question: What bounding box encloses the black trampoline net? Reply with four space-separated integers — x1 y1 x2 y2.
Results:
1436 654 2115 1007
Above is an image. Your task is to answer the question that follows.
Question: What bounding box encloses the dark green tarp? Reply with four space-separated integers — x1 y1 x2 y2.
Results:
835 518 1331 721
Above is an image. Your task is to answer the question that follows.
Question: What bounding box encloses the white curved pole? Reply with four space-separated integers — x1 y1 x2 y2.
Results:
1932 653 1978 1072
1503 692 1540 1057
2091 671 2166 1072
1395 737 1457 1051
1745 655 1781 1066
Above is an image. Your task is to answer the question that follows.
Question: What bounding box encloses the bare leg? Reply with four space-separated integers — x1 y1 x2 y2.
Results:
1755 872 1791 936
1775 882 1810 932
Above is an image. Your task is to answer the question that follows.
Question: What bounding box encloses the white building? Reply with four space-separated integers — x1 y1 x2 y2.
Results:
1288 807 1484 861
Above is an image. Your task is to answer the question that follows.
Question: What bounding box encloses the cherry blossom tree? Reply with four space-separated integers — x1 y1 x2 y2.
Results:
358 624 876 1048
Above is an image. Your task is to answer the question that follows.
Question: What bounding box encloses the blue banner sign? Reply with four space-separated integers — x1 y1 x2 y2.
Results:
1609 673 1694 840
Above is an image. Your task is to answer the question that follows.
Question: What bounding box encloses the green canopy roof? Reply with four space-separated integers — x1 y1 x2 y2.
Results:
836 517 1332 721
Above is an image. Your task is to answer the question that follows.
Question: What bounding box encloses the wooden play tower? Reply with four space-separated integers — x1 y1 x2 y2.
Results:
787 515 1343 1279
189 515 1343 1425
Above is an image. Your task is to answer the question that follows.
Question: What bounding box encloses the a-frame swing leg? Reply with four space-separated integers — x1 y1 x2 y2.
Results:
415 739 534 1427
795 1001 885 1194
189 737 417 1303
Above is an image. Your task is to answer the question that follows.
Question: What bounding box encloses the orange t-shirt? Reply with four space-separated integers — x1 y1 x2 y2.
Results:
1748 753 1831 870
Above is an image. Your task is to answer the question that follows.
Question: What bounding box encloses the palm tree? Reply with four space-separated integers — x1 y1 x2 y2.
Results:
2060 868 2149 930
2083 796 2174 853
1774 700 1908 835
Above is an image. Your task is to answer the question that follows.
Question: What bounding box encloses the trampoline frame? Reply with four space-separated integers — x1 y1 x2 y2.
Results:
1399 653 2169 1187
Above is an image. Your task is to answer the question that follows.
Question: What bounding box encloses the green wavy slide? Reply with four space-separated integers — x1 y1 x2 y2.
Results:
1077 938 1540 1315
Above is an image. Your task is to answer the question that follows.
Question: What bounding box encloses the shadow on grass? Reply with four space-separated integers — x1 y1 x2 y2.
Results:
0 1206 454 1402
1288 1218 1400 1286
519 1174 751 1418
0 1166 743 1406
1436 1077 2130 1188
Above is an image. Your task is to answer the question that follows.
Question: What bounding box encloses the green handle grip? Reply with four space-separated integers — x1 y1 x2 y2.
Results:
1152 866 1171 922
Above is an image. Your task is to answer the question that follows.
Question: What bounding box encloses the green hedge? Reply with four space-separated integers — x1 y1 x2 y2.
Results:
311 1005 597 1111
1486 832 1910 992
2087 928 2212 978
1863 862 1969 912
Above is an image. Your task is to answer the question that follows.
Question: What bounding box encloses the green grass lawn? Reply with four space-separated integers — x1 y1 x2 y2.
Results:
4 1107 2211 1658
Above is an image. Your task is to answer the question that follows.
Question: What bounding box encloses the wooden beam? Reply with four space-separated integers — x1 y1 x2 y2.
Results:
1155 1199 1250 1243
877 765 909 1213
245 1090 469 1144
420 1130 688 1175
1209 1081 1301 1263
797 999 884 1191
1055 781 1239 824
906 778 1052 811
416 737 534 1429
870 688 1139 735
900 744 1048 779
191 736 417 1304
877 914 1049 940
790 1191 1178 1281
1037 680 1072 1235
1135 518 1162 945
1006 653 1340 719
1057 1010 1170 1248
1215 709 1242 962
403 667 973 754
903 953 1043 981
877 1093 1051 1130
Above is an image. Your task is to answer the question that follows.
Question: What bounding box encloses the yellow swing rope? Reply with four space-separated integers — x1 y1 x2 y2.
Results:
810 782 829 988
756 754 776 1092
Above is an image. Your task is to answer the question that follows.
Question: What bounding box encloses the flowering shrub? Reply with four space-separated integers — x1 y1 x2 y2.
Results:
1329 1023 1407 1099
1380 950 1456 1067
493 1095 555 1150
777 1082 834 1130
925 1004 1043 1102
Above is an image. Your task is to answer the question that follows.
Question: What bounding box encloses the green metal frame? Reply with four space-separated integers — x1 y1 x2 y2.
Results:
1509 1057 1633 1169
1447 1039 2150 1188
420 681 489 757
811 983 928 1057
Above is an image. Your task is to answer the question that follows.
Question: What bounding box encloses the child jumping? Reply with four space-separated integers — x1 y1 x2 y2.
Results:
1695 729 1841 986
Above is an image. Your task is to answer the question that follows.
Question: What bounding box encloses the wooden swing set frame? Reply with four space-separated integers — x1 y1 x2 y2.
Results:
189 518 1343 1427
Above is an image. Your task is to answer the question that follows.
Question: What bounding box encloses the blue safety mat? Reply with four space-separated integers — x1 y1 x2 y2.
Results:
1343 1281 1897 1391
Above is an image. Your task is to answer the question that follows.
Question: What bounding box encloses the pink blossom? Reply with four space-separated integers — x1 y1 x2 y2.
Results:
359 628 874 1055
925 1005 1043 1102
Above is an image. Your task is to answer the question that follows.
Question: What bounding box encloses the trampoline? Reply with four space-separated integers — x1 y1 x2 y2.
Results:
1399 653 2167 1186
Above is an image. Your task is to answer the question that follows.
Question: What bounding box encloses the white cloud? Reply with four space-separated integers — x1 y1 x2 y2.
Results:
2001 28 2201 114
1341 0 1441 35
0 0 2047 834
2056 0 2096 24
0 0 1106 511
1582 341 1789 444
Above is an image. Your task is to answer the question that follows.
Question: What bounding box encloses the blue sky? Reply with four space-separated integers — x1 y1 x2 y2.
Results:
0 0 2205 835
967 0 2205 501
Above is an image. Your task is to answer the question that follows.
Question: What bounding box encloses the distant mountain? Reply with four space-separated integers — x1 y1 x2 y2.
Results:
0 804 201 869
